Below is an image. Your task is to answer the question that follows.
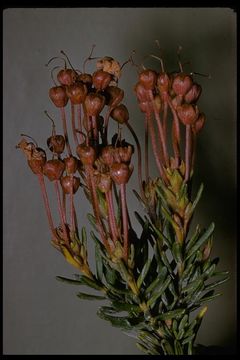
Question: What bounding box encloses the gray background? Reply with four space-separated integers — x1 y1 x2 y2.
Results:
3 8 236 355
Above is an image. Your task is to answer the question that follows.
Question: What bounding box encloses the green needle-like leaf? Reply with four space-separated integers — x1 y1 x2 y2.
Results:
186 223 215 260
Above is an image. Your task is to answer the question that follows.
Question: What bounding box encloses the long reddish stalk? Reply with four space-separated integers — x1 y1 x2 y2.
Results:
86 166 111 252
167 97 181 167
70 174 76 232
106 190 118 243
184 125 192 182
71 103 79 147
54 179 69 245
126 122 144 197
120 183 129 261
77 104 84 143
37 173 57 241
145 111 168 183
148 91 169 167
60 107 72 156
144 116 149 180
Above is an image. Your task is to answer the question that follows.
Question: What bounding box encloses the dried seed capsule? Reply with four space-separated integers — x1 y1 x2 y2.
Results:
105 86 124 108
84 93 105 116
110 104 129 124
154 94 162 113
60 175 81 194
78 73 92 90
64 156 78 174
172 73 193 96
43 159 65 181
134 82 149 102
92 70 112 91
100 145 115 166
157 73 171 93
66 83 87 104
176 104 199 125
76 144 96 166
110 162 133 185
184 83 202 104
28 147 47 174
47 135 65 154
139 69 157 90
49 86 68 108
96 56 121 80
192 113 206 134
96 173 112 193
57 69 77 86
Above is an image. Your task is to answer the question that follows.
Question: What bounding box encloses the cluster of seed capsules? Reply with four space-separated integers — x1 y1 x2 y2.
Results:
17 53 138 263
134 60 206 185
17 50 206 264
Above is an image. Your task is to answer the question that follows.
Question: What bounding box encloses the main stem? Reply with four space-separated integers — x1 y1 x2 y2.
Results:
120 183 129 262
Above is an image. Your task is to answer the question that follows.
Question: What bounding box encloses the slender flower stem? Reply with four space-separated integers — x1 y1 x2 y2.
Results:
120 183 129 262
70 174 76 232
144 116 149 180
106 191 118 243
146 111 168 183
126 122 144 197
77 104 84 143
148 91 169 167
91 115 98 144
71 103 79 147
167 97 181 167
163 100 168 145
86 166 111 252
60 107 72 156
184 125 192 182
62 190 67 224
103 109 111 144
54 179 69 245
37 173 57 241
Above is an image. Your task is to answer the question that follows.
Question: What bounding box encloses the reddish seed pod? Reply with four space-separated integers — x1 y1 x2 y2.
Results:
157 73 171 93
47 135 65 154
154 94 162 113
118 146 133 163
176 104 199 125
64 156 78 174
60 175 81 194
192 113 206 134
96 173 112 193
28 147 47 175
78 73 92 86
184 83 202 104
57 69 77 86
110 163 133 185
92 70 112 91
110 104 129 124
66 83 87 104
76 144 96 166
49 86 68 108
139 69 157 90
43 159 65 181
172 73 193 96
84 93 105 116
171 95 183 110
134 82 149 103
105 86 124 108
101 146 115 166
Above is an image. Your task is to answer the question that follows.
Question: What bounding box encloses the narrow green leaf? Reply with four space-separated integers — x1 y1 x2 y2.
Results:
204 277 229 292
111 301 141 313
178 314 189 332
134 211 145 228
56 276 84 285
187 183 204 218
87 213 97 231
136 342 151 355
174 339 183 355
186 223 215 260
145 266 167 295
137 258 152 289
155 308 185 321
161 339 174 355
74 274 103 290
147 276 171 308
199 292 222 305
185 225 201 253
183 278 203 294
77 292 106 300
172 242 182 263
150 221 172 248
81 227 87 248
182 334 195 345
95 242 103 281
